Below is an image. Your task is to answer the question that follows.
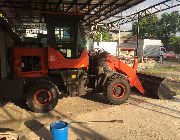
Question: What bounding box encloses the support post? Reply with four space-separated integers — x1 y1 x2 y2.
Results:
136 13 139 56
118 26 121 57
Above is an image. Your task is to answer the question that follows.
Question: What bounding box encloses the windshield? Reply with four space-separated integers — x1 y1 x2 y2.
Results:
55 27 71 42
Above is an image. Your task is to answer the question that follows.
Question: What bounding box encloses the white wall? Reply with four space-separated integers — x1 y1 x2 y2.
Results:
138 39 162 57
143 39 162 49
94 42 117 56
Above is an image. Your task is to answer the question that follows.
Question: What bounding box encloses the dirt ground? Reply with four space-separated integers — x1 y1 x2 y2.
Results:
0 91 180 140
138 61 180 81
138 61 180 95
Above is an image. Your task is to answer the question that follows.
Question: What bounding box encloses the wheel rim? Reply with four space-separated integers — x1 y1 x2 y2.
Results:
34 89 52 105
112 84 126 99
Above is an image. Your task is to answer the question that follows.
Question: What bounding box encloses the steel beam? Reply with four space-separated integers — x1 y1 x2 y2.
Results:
80 0 92 11
83 0 120 22
83 0 135 26
107 0 180 26
66 0 77 12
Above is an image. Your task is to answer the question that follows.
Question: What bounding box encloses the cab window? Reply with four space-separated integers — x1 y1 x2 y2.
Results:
55 27 71 42
54 26 74 58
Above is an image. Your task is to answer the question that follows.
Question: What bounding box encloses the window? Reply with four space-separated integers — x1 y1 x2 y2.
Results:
54 26 74 58
55 27 71 42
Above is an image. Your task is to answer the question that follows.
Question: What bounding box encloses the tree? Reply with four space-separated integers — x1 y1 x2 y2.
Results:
132 14 159 39
93 27 112 42
169 35 180 53
156 11 180 47
132 11 180 51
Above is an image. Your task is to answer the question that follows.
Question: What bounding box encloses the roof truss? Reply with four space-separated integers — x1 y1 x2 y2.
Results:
0 0 145 35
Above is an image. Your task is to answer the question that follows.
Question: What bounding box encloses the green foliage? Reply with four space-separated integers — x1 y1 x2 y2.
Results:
93 28 112 42
132 11 180 53
156 11 180 47
169 35 180 53
132 14 159 39
94 32 100 42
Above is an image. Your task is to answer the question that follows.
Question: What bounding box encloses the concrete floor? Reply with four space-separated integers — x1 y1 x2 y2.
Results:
0 92 180 140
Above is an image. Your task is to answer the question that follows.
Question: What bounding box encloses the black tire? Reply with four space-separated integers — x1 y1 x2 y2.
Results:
104 77 131 105
26 81 59 113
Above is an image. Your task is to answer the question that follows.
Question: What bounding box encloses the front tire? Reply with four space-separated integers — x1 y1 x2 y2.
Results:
26 81 59 113
104 77 131 105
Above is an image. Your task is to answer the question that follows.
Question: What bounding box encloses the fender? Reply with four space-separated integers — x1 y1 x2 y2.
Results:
104 54 144 94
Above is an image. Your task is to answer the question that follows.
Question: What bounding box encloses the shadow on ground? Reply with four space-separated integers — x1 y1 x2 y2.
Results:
129 96 180 119
11 99 30 111
52 109 109 140
0 98 9 107
22 112 110 140
0 89 180 139
24 119 51 140
81 92 109 104
0 128 14 133
82 89 151 104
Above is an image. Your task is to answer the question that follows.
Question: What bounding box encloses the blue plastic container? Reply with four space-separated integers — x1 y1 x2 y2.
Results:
50 121 68 140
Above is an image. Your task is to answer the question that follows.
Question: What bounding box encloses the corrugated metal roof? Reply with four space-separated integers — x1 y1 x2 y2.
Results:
0 0 145 35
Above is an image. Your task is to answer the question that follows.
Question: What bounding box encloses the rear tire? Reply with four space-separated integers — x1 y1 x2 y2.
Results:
26 81 59 113
104 77 131 105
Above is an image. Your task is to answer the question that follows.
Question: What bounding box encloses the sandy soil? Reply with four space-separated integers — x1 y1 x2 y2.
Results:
138 61 180 95
0 92 180 140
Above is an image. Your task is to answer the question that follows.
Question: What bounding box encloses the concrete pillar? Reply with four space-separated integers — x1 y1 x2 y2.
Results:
0 27 7 79
0 27 13 79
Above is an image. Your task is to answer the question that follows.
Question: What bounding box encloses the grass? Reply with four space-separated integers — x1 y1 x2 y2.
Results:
138 61 180 95
146 65 180 72
163 59 178 62
138 62 180 81
139 66 180 75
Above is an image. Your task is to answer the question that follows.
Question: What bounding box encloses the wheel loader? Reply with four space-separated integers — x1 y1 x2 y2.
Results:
0 12 173 113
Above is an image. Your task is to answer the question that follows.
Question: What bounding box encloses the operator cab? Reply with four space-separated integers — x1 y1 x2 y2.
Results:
45 13 85 59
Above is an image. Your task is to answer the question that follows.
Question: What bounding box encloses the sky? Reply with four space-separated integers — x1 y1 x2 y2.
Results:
115 0 180 32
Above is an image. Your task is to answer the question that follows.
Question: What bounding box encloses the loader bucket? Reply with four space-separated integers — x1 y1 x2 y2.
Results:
137 73 174 99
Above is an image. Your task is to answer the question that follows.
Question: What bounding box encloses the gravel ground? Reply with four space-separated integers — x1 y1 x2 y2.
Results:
0 92 180 140
138 61 180 95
